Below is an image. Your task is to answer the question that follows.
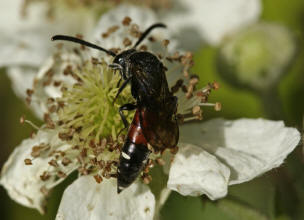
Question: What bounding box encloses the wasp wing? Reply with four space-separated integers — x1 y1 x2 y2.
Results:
129 52 171 104
139 108 179 151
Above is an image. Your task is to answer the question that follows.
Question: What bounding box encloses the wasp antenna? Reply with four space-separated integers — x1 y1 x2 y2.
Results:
51 35 116 57
133 23 167 49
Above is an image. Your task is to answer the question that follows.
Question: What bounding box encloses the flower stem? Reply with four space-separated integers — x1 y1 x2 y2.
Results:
259 86 286 121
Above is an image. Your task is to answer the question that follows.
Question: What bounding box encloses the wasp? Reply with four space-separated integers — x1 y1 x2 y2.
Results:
52 22 179 193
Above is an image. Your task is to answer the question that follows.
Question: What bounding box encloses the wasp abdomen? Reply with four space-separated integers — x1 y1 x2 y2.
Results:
117 139 150 193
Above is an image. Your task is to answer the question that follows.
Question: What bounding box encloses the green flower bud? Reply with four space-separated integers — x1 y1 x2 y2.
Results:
217 22 296 92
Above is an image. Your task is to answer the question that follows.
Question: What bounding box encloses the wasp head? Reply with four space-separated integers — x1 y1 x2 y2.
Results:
111 49 136 79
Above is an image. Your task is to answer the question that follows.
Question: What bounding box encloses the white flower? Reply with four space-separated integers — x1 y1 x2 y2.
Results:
1 4 300 220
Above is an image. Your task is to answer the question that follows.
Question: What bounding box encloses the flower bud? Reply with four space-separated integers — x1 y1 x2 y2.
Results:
217 22 296 92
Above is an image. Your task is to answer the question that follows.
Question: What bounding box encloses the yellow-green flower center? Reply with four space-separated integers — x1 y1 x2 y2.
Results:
57 61 133 145
49 58 135 178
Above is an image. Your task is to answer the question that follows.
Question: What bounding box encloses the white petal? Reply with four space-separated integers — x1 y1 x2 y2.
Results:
0 129 76 213
0 28 54 67
0 0 23 29
162 0 261 46
92 5 177 58
7 66 36 99
0 0 95 67
180 118 301 185
93 5 157 48
0 0 53 66
56 177 155 220
23 53 81 119
167 143 230 199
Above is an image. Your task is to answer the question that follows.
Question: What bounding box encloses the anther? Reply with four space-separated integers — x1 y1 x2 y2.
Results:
48 159 59 168
26 89 34 96
122 16 132 26
212 82 220 90
130 24 141 38
170 146 179 154
139 45 148 51
62 157 72 166
57 171 67 178
24 158 32 165
215 102 222 111
94 174 103 183
102 32 109 38
20 116 25 124
148 36 156 42
91 57 99 65
123 38 132 47
40 171 50 181
192 106 201 115
142 174 152 184
108 25 119 34
156 158 165 166
162 39 170 47
31 144 49 157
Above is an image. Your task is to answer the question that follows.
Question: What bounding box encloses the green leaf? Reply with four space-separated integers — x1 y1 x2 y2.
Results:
161 192 234 220
228 177 276 218
275 215 291 220
217 199 268 220
193 47 264 120
160 192 204 220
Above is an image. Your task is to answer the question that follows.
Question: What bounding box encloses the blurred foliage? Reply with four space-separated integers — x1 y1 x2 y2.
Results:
1 0 304 219
262 0 304 127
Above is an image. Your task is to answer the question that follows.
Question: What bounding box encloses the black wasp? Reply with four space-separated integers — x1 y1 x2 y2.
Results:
52 23 179 193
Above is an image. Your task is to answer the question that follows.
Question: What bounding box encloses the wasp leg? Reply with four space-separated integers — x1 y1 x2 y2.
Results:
108 64 123 88
109 63 122 72
116 77 122 88
119 103 137 129
113 77 131 104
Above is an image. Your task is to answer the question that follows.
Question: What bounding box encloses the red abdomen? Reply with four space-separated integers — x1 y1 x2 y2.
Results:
127 109 148 145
